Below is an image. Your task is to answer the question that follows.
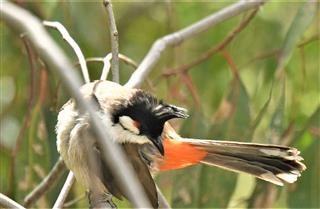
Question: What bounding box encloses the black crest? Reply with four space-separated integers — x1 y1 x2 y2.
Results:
112 90 188 138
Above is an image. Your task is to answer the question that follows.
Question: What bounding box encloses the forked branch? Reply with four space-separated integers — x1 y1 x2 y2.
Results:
103 0 120 83
53 172 75 209
0 193 25 209
163 8 259 76
24 159 66 207
1 1 152 208
125 0 266 88
43 21 90 83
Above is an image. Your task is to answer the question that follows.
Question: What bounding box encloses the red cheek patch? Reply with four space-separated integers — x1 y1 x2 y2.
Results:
133 120 141 129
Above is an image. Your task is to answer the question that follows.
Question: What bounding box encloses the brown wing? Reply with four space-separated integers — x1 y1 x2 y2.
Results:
97 151 123 200
99 143 158 208
122 143 158 208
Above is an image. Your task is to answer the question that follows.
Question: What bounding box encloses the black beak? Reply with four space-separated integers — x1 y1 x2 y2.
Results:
151 136 164 156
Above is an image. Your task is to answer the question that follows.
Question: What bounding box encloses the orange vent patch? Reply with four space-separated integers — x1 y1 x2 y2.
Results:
159 138 207 171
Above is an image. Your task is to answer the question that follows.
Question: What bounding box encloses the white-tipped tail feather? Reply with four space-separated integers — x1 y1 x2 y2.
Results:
183 139 306 185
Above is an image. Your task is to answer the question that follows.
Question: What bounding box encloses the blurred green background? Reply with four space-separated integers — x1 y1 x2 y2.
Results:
1 1 319 208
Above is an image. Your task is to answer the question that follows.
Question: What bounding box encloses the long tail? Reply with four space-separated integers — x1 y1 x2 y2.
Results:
188 139 305 185
159 126 306 186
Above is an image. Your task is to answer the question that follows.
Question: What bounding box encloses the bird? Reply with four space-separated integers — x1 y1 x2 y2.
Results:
56 80 306 208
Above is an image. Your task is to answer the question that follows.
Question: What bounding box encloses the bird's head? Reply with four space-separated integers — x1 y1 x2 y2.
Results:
111 90 188 155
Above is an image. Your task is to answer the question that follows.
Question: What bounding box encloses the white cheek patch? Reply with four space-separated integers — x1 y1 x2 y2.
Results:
119 116 140 135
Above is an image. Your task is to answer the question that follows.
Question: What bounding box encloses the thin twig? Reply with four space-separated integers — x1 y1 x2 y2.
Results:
100 53 112 80
0 193 25 209
299 46 307 82
9 35 37 196
125 0 266 88
239 48 280 68
53 171 75 209
180 72 201 107
163 8 259 76
221 49 240 80
24 159 67 207
297 32 319 48
85 53 138 69
119 53 138 68
62 193 86 208
86 53 136 81
103 0 119 83
86 55 156 92
2 2 152 208
43 21 90 83
156 185 171 209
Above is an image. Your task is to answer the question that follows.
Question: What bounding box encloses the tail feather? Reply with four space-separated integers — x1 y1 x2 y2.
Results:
204 153 286 185
182 139 306 185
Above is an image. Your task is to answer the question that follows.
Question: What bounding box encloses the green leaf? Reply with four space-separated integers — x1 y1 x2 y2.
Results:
0 148 11 194
175 77 251 209
268 82 286 142
277 1 317 71
171 166 203 208
288 107 320 208
14 104 51 206
288 132 320 208
39 1 59 18
249 86 273 137
209 78 251 140
247 81 286 208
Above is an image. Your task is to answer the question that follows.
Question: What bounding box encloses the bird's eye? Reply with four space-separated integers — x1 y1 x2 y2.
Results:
119 116 140 135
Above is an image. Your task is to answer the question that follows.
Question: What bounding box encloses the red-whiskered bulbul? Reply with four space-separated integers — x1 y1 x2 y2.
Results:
56 80 306 208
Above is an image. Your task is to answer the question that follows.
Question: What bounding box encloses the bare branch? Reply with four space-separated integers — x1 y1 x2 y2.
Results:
43 21 90 83
125 0 266 88
1 1 152 208
86 54 155 92
85 57 106 63
156 185 171 209
297 32 319 48
222 50 240 80
63 193 86 208
103 0 120 83
119 53 138 69
100 53 112 80
85 53 138 69
9 35 37 195
53 171 75 209
239 49 280 68
24 159 66 207
163 8 259 76
0 193 25 209
86 53 136 81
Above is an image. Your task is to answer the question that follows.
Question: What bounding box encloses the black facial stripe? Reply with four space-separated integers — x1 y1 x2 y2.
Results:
112 90 188 140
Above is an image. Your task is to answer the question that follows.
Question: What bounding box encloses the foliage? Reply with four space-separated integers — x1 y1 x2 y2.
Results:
1 1 319 208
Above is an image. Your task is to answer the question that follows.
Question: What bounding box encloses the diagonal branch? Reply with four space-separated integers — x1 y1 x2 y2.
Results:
163 8 259 76
43 21 90 83
23 159 66 207
100 53 113 80
125 0 266 88
103 0 120 83
0 193 25 209
1 1 152 208
156 185 171 209
9 35 38 196
53 171 75 209
62 193 86 208
84 53 138 70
